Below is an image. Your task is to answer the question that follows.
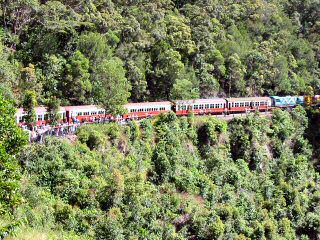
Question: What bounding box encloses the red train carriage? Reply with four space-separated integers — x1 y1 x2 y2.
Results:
64 105 106 123
226 97 272 113
174 99 227 115
123 101 172 119
16 105 106 126
16 106 67 126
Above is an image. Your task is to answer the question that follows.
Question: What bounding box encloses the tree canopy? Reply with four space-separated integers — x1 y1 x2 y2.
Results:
0 0 319 111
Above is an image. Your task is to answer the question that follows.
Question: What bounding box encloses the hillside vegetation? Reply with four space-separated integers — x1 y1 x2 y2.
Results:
1 108 317 239
0 0 319 107
1 1 320 239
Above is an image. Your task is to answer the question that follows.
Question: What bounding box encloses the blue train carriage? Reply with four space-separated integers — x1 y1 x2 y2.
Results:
270 96 304 108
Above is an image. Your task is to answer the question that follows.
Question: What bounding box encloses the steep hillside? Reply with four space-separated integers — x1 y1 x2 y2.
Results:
9 108 319 239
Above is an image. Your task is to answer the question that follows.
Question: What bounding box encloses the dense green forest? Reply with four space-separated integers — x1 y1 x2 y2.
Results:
1 107 320 239
0 0 320 107
1 0 320 239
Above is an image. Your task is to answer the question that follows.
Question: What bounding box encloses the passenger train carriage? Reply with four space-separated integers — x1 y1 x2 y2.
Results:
15 96 306 126
124 101 172 119
174 99 227 115
226 97 272 112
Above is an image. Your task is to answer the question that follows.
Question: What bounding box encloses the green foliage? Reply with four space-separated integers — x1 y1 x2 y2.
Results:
1 0 319 105
171 78 199 100
12 111 320 239
46 96 61 126
1 0 319 237
65 51 92 104
22 90 37 127
0 93 27 237
94 58 131 114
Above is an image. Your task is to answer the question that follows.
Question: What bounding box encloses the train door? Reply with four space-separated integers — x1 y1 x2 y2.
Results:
171 103 176 112
66 110 70 123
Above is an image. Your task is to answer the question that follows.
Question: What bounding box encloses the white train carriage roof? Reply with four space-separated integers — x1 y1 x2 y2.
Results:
226 97 271 102
124 101 172 109
17 106 51 115
64 105 104 111
175 98 226 105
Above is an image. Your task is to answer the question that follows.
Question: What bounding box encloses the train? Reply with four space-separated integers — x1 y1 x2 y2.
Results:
15 95 320 126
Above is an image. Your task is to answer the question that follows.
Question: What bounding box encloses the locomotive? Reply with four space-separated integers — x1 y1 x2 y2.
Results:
15 95 319 126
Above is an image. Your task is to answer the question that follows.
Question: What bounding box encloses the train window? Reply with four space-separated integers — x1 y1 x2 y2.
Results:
255 102 260 106
194 105 199 109
260 102 265 106
44 114 49 120
234 103 239 107
245 102 250 107
210 104 214 108
19 116 23 123
205 104 209 109
240 102 244 107
182 105 186 110
199 104 204 109
91 111 97 115
37 115 43 121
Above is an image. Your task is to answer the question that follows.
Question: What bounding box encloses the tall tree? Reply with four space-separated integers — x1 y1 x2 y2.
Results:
22 90 37 129
64 50 91 104
94 58 131 115
41 54 66 99
151 43 184 99
47 96 61 126
226 53 246 97
171 78 199 100
78 32 112 69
